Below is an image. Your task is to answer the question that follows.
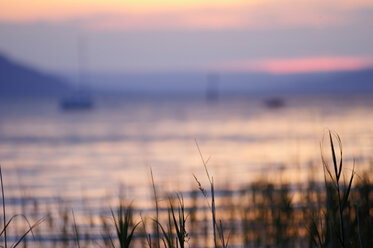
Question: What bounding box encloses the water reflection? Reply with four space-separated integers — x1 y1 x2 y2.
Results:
0 95 372 199
0 94 372 246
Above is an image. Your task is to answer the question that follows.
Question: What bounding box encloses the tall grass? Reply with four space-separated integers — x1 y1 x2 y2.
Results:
156 194 188 248
321 131 355 248
110 203 140 248
193 140 230 248
0 133 371 247
0 166 44 248
150 169 161 248
72 209 81 248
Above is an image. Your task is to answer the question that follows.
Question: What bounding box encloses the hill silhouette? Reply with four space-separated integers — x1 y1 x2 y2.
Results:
0 53 70 97
1 52 372 97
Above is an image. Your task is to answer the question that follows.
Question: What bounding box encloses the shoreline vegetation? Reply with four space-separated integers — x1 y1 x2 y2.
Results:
0 132 372 247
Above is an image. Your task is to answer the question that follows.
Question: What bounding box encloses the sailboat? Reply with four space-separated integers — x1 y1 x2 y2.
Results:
264 97 285 109
60 35 94 111
60 89 93 110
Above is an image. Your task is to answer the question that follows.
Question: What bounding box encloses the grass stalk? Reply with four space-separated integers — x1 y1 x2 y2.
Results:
140 215 152 248
0 166 7 248
195 140 218 248
111 203 140 248
194 140 231 248
150 169 160 248
156 194 188 248
169 195 187 248
0 166 45 248
355 204 363 248
72 209 81 248
322 131 355 248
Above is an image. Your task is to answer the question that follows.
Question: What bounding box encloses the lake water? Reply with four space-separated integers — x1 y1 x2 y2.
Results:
1 94 372 201
0 93 372 245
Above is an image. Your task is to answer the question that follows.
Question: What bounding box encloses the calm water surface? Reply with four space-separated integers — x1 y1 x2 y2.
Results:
0 94 372 208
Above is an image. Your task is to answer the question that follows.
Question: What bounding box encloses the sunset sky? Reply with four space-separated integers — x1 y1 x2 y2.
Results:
0 0 372 74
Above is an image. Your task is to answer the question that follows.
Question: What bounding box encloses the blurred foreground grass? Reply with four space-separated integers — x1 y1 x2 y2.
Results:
0 133 372 248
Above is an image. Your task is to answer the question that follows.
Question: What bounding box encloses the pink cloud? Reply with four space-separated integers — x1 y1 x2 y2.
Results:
218 56 373 74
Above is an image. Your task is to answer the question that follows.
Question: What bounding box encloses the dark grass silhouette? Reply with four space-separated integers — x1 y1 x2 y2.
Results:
0 166 44 248
0 132 371 247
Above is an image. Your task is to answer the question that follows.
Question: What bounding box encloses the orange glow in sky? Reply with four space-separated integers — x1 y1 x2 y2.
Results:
1 0 373 30
1 0 373 73
0 0 243 22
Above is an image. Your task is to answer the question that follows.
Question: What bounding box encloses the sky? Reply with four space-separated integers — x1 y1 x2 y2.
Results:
0 0 373 74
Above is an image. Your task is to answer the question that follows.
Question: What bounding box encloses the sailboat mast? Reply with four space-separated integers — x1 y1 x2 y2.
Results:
77 34 87 89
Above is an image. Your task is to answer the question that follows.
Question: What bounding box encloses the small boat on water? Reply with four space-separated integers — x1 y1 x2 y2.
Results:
60 36 94 111
60 92 93 110
264 97 285 109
